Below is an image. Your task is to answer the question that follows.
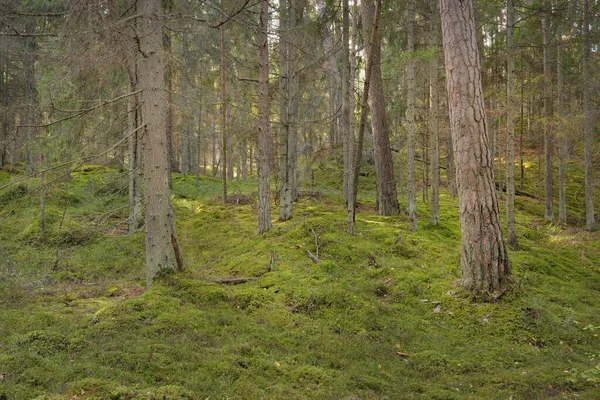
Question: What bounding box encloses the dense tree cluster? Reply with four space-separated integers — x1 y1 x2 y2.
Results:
0 0 598 293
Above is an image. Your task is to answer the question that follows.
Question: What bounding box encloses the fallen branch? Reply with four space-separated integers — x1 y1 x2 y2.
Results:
306 250 321 263
207 277 258 285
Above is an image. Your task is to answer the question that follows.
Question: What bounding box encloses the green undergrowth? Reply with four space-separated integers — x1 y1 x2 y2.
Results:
0 156 599 399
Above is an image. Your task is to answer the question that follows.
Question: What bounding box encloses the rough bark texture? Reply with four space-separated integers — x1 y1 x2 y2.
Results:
440 0 510 294
181 32 192 176
258 0 272 234
406 0 417 230
542 5 554 222
138 0 176 287
582 0 595 231
429 0 440 226
362 0 398 215
506 0 518 248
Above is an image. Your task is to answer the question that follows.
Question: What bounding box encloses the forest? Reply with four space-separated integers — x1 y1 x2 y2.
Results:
0 0 599 398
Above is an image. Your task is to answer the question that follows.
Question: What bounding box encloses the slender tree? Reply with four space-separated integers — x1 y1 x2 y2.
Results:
542 1 554 222
506 0 518 248
257 0 272 234
406 0 417 230
440 0 510 294
582 0 595 231
429 0 440 226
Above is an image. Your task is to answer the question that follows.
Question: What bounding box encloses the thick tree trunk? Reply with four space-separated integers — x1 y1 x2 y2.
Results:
138 0 177 287
542 4 554 222
440 0 510 294
583 0 595 231
406 0 417 230
362 0 398 215
429 0 440 226
506 0 518 248
258 0 272 234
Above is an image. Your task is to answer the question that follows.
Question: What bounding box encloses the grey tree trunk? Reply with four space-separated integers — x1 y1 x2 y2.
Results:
279 0 292 220
542 4 554 222
583 0 595 231
429 0 440 226
506 0 518 248
440 0 510 294
258 0 272 234
138 0 176 286
362 0 398 215
406 0 417 230
582 0 596 231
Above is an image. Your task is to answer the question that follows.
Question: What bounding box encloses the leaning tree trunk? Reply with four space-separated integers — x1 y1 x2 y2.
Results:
583 0 595 231
138 0 177 286
406 0 417 230
506 0 518 248
362 0 398 215
258 0 272 234
440 0 510 294
542 3 554 222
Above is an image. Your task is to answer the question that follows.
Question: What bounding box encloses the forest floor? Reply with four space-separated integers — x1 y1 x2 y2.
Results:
0 156 599 399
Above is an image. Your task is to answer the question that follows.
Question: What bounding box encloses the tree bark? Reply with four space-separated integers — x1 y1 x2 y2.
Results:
440 0 510 294
506 0 518 248
23 20 37 176
542 3 554 222
258 0 272 234
342 0 353 230
181 32 192 176
127 81 143 233
362 0 398 215
582 0 595 231
279 0 292 220
429 0 440 226
138 0 177 287
556 23 567 226
407 0 417 230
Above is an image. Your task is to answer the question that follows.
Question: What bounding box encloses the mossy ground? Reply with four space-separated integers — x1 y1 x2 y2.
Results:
0 156 599 399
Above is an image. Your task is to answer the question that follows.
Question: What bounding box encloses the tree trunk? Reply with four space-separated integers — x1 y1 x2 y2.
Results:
164 0 175 182
440 0 510 294
429 0 440 226
542 3 554 222
138 0 177 287
23 21 37 176
342 0 353 224
583 0 595 231
127 81 143 233
506 0 518 248
221 24 228 204
556 23 567 226
258 0 272 234
181 32 192 175
279 0 292 221
407 0 418 230
362 0 398 215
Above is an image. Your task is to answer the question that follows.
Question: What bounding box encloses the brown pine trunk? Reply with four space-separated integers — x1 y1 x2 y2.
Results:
279 0 292 220
362 0 398 215
440 0 510 294
220 24 228 204
406 0 417 230
138 0 176 286
258 0 272 234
